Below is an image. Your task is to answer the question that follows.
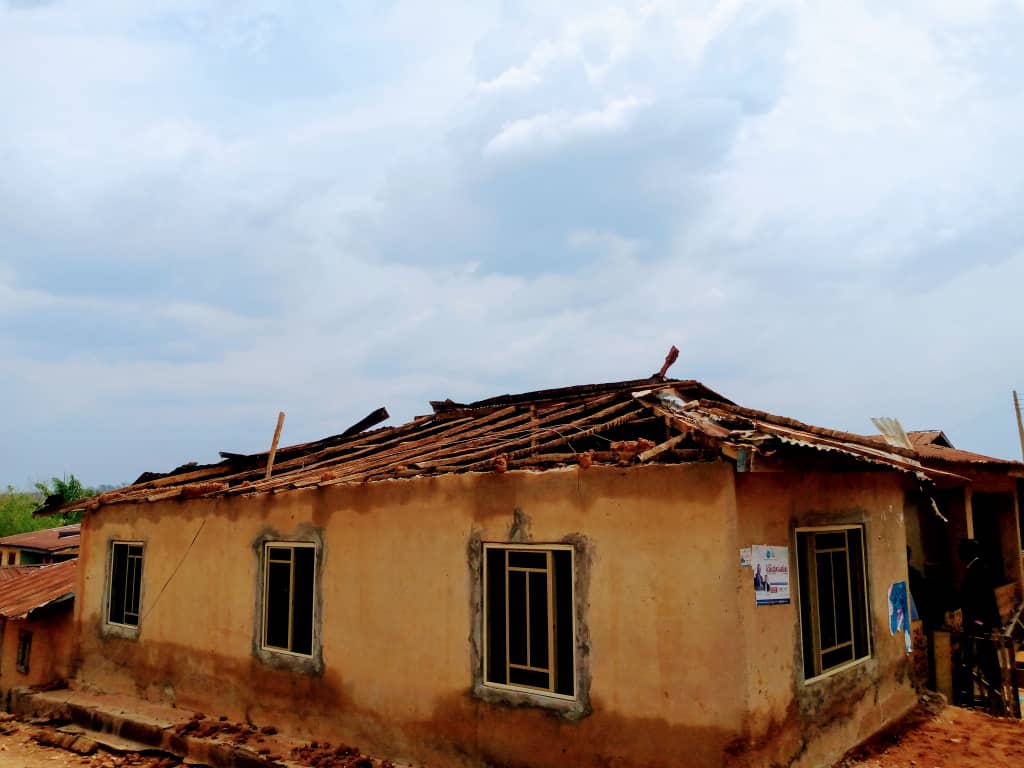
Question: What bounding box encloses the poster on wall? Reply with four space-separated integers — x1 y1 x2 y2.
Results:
740 547 752 567
888 581 912 654
752 545 790 605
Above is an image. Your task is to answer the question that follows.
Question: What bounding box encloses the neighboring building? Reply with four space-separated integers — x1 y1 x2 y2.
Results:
0 524 80 568
47 377 1024 768
0 559 77 705
875 430 1024 700
868 430 1023 622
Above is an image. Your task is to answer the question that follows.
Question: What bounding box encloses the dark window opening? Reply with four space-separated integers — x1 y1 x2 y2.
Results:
971 492 1014 584
484 545 574 698
16 631 32 674
6 552 15 566
262 543 315 656
108 542 144 627
798 527 870 679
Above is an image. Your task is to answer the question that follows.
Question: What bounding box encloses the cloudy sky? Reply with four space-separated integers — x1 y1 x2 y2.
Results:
2 0 1023 489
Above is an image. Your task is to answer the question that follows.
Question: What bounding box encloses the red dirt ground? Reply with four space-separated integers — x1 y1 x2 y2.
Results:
836 703 1024 767
3 703 1023 767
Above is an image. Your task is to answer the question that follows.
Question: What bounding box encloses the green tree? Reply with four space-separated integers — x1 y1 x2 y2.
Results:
33 474 95 525
0 485 62 536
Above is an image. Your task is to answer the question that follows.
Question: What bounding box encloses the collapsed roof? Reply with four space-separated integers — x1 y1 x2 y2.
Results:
43 375 1011 519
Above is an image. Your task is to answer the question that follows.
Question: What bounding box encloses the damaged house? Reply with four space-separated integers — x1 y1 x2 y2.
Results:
34 377 1024 767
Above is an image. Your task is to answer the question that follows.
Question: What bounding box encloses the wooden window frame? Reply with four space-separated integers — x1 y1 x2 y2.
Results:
16 630 32 674
260 541 317 659
796 525 872 682
106 541 144 629
482 543 576 701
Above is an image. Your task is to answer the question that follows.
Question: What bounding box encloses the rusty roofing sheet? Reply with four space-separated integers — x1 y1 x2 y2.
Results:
0 559 76 620
863 432 1017 466
907 430 954 449
648 399 969 483
912 443 1020 466
0 524 80 553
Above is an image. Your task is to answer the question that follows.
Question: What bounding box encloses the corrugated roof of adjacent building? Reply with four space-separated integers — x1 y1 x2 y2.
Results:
0 559 76 620
907 430 954 449
865 430 1017 467
0 524 81 553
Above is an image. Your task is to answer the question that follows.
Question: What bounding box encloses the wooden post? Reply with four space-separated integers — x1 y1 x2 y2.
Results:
1014 391 1024 462
933 631 954 701
266 412 286 480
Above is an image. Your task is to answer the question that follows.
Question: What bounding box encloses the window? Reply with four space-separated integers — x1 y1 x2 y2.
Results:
6 552 15 566
16 631 32 674
107 542 144 627
483 544 575 698
261 543 316 657
797 527 871 679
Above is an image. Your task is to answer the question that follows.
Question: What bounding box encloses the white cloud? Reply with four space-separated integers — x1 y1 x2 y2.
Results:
477 39 570 93
483 96 652 156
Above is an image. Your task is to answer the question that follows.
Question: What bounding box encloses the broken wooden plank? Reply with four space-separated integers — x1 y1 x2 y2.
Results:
637 432 689 462
265 412 285 480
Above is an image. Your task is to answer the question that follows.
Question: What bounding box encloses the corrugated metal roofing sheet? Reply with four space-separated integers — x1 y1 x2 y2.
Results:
865 431 1014 466
907 430 953 449
913 443 1020 466
0 524 80 553
0 559 76 620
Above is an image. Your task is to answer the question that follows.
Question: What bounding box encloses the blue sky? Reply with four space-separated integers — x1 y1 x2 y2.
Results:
2 0 1022 489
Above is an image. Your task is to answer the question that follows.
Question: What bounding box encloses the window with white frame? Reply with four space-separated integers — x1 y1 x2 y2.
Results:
107 541 144 627
796 526 871 679
261 542 316 657
483 544 575 698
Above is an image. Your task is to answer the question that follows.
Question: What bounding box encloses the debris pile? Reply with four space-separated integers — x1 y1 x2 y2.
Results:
290 740 396 768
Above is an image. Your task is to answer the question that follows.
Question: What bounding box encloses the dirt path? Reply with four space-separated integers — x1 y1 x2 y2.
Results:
839 704 1024 767
0 716 175 768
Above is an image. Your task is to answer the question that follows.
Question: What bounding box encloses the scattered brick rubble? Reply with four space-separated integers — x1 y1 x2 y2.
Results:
15 708 399 768
290 740 396 768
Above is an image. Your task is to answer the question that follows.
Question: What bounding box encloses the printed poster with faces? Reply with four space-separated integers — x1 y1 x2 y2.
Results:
752 545 790 605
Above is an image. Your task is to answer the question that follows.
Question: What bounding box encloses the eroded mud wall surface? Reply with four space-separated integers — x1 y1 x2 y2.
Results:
0 608 73 697
733 472 917 768
75 462 750 768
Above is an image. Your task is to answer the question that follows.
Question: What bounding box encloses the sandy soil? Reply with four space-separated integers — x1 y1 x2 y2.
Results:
0 717 172 768
838 703 1024 767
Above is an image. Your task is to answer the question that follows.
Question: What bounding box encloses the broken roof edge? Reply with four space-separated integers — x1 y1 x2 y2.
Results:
700 401 930 461
430 377 733 413
647 395 970 484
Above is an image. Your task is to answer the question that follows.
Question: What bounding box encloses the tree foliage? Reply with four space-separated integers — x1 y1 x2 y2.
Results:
33 474 96 526
0 474 96 536
0 486 58 536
